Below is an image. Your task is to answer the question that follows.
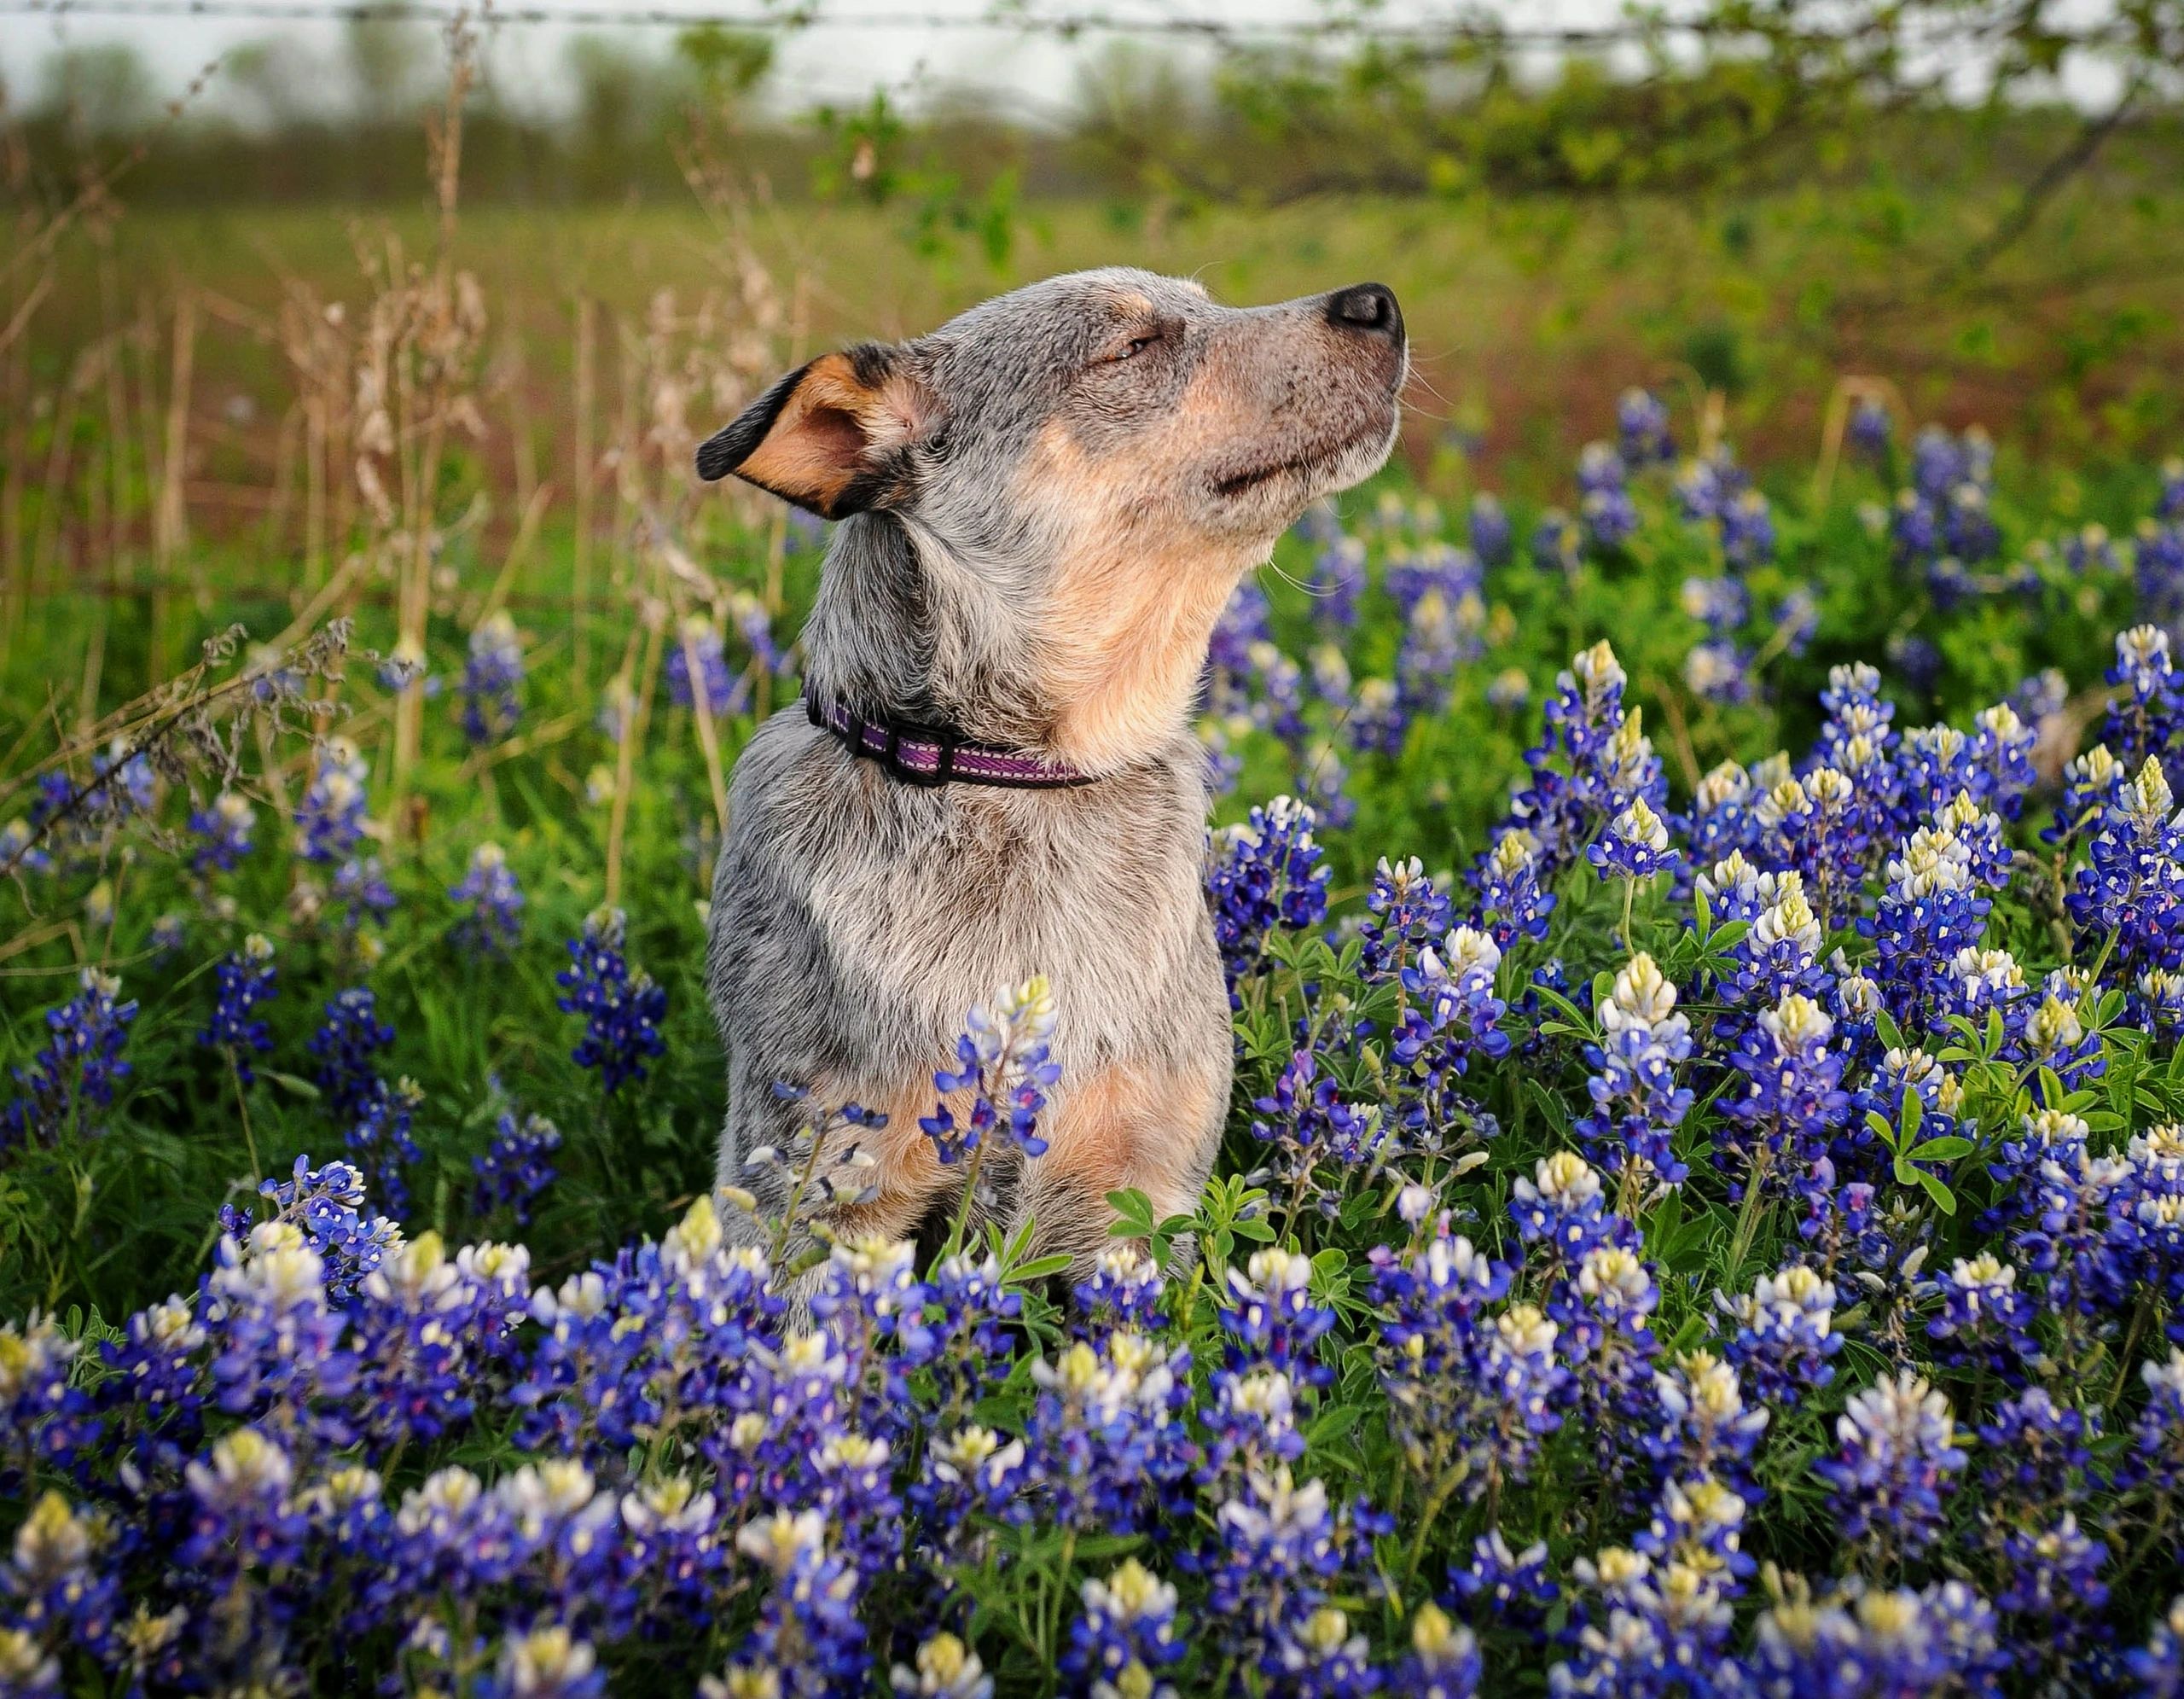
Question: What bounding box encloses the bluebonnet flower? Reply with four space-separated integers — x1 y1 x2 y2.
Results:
377 637 427 693
2131 1595 2184 1697
2 968 137 1151
556 907 668 1095
1387 1602 1479 1698
716 1510 871 1697
2101 625 2184 778
1718 992 1849 1219
2142 521 2184 637
461 611 526 743
1306 531 1365 633
347 1075 424 1215
1220 1248 1337 1392
1534 509 1584 575
666 613 744 715
1687 632 1754 705
294 738 370 864
887 1632 990 1699
1074 1243 1167 1335
1206 798 1331 997
1869 820 1997 1027
1349 677 1408 758
2128 1349 2184 1495
1739 1576 2005 1696
1924 1252 2041 1380
189 790 257 873
1062 1559 1186 1699
1472 828 1556 947
1576 953 1693 1194
1815 1370 1967 1568
1588 797 1678 883
1448 1527 1559 1636
1618 389 1676 466
1649 1352 1769 1492
1371 1218 1563 1504
1204 1467 1374 1685
1397 589 1480 725
1249 1049 1384 1208
200 934 277 1078
253 1153 398 1299
1389 925 1508 1155
450 841 526 957
1682 573 1751 631
486 1626 604 1699
1362 855 1454 982
922 976 1061 1165
1025 1330 1197 1535
0 1312 91 1475
1976 1388 2097 1532
1507 640 1666 882
1676 445 1748 524
1714 1261 1844 1405
1468 492 1512 565
309 986 395 1123
1578 445 1639 550
2069 753 2184 979
473 1104 561 1225
333 852 397 928
1720 489 1776 567
1849 396 1892 462
1888 631 1943 696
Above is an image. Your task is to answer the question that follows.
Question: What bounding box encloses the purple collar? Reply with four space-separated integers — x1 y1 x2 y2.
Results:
805 694 1095 789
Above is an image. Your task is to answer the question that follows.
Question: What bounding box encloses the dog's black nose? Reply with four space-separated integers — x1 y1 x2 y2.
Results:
1326 282 1403 342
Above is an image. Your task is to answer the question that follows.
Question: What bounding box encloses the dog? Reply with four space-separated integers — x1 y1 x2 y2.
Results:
696 267 1406 1280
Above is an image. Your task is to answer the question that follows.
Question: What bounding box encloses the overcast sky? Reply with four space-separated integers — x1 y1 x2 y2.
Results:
0 0 2126 122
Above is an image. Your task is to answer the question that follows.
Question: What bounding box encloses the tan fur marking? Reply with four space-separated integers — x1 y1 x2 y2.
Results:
1026 417 1262 771
738 352 915 516
1028 1056 1227 1230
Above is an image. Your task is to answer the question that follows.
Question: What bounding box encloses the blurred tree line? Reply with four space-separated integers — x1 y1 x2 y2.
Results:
5 2 2181 253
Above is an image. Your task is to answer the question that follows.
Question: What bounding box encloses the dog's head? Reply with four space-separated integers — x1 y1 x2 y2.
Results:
698 269 1407 769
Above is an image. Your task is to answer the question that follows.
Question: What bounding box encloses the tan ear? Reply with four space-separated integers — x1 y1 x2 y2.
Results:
694 345 930 519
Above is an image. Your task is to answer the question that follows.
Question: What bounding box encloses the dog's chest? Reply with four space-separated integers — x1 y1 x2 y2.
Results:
804 771 1219 1062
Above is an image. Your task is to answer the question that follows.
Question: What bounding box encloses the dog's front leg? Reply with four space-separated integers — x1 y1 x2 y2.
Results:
1010 1056 1228 1283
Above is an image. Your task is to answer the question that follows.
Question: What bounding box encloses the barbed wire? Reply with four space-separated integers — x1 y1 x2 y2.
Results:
7 0 1565 38
0 0 2042 47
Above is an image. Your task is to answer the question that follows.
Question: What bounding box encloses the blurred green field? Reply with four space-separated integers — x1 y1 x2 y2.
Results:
35 177 2184 521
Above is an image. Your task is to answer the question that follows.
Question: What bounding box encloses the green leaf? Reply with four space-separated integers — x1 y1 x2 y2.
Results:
1914 1169 1958 1216
1106 1189 1155 1237
1908 1135 1974 1161
1872 1007 1906 1053
1006 1254 1076 1284
1865 1108 1900 1152
1898 1083 1924 1145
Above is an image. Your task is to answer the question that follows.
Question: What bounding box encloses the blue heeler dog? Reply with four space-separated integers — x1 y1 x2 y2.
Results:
695 268 1407 1281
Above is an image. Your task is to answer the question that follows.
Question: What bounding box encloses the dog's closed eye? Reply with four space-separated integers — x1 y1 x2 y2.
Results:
1093 329 1165 368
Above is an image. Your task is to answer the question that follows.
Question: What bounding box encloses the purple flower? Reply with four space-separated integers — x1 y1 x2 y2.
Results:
1062 1560 1186 1699
189 790 257 873
1206 797 1331 998
3 968 137 1153
461 612 526 744
294 739 370 864
1814 1370 1967 1568
921 976 1060 1164
473 1103 561 1225
450 842 526 957
556 907 668 1095
200 934 278 1079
